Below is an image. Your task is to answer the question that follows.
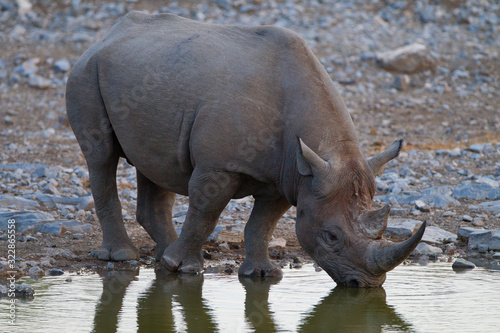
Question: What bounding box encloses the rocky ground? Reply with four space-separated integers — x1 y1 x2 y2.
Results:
0 0 499 282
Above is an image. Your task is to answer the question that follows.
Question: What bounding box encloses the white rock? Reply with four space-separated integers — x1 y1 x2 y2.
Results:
375 43 436 74
414 242 442 255
269 238 287 248
422 226 457 245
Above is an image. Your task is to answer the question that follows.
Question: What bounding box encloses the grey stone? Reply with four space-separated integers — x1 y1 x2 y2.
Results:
466 143 487 153
0 209 55 232
14 283 35 298
375 43 437 74
54 58 71 72
32 193 81 209
28 74 51 89
472 219 485 227
77 196 94 211
389 208 407 216
489 232 500 251
385 218 421 238
107 262 114 270
419 5 436 23
478 243 489 253
4 115 14 125
468 230 494 250
269 237 287 248
393 74 410 91
376 179 389 193
31 166 49 178
415 200 430 212
488 189 500 200
41 128 55 138
413 242 442 255
448 148 462 157
462 215 473 222
48 268 64 276
452 258 475 270
42 184 59 195
422 226 457 245
457 227 479 240
479 201 500 213
28 266 45 278
475 176 499 188
40 223 62 235
0 195 40 210
212 0 231 10
60 220 92 234
452 182 493 200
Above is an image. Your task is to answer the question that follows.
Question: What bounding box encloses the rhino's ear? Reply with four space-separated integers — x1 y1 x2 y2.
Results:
297 138 330 177
368 139 404 176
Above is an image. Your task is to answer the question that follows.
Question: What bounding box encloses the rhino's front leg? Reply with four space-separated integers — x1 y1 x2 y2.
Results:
161 169 240 274
239 197 291 278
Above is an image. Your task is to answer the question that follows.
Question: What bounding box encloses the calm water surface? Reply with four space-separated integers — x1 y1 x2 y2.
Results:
2 262 500 332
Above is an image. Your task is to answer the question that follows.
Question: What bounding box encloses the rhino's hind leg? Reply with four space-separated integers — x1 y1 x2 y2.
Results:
238 197 291 278
136 170 178 260
161 169 241 274
89 154 139 261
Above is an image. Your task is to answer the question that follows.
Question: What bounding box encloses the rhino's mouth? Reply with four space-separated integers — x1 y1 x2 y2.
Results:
322 265 386 288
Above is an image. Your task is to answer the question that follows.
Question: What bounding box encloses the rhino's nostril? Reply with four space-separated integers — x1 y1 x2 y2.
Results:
346 278 360 288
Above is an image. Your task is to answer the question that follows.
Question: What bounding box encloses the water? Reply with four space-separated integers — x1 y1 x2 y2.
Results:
1 262 500 332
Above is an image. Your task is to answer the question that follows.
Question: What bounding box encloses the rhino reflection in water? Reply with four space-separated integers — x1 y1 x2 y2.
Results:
299 287 413 333
67 11 426 287
92 270 216 333
92 271 411 332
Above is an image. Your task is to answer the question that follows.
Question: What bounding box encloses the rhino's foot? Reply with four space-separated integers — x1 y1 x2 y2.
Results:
238 259 283 278
98 242 139 261
153 243 168 261
160 245 204 274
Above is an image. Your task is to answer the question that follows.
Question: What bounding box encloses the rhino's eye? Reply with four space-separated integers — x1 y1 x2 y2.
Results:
322 230 338 244
327 232 337 242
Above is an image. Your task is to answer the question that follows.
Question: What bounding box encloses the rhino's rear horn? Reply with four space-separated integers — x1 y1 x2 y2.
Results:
368 221 426 274
368 140 404 176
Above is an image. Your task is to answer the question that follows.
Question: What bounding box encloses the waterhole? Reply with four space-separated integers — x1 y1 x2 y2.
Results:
2 262 499 332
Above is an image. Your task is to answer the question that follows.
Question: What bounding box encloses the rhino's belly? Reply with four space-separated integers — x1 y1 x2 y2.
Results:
108 104 195 195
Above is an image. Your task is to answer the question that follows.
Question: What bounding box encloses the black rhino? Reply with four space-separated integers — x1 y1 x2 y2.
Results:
66 11 425 287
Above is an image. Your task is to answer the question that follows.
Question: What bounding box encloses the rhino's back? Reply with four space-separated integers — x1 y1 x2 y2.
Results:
70 12 308 194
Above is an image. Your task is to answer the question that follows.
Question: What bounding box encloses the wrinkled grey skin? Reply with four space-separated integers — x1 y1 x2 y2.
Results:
66 12 425 287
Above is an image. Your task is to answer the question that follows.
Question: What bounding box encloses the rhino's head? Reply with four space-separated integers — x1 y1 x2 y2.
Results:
295 139 425 287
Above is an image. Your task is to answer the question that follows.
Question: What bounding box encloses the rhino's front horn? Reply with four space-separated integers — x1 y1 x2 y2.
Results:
367 221 426 274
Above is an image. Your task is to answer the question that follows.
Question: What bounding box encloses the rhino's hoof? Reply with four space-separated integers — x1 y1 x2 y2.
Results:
161 255 180 271
161 254 203 274
98 245 138 261
238 261 283 278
